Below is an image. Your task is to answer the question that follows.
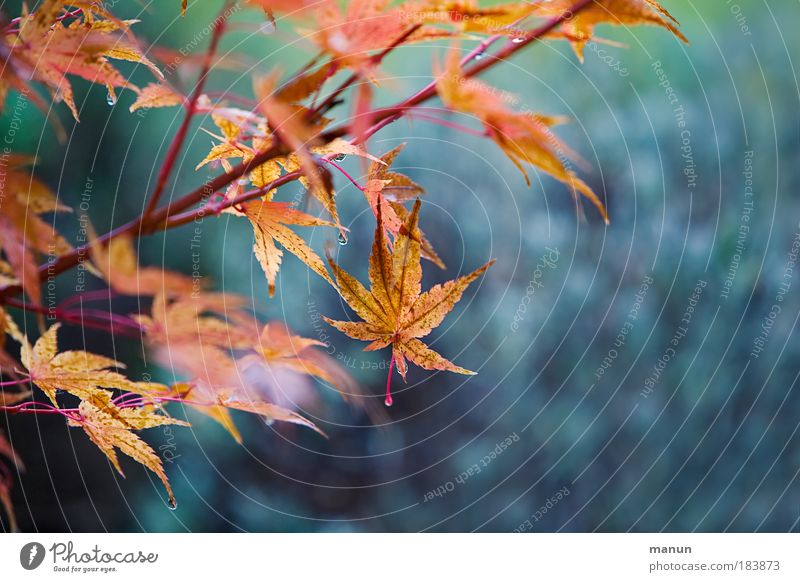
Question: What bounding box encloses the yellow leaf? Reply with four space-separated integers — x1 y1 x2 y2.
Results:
324 198 492 404
90 230 195 297
130 83 183 112
239 201 335 297
536 0 687 59
21 324 140 405
70 392 188 507
219 396 326 437
436 47 609 223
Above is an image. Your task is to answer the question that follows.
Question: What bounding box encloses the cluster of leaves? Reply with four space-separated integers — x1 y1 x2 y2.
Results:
0 0 685 529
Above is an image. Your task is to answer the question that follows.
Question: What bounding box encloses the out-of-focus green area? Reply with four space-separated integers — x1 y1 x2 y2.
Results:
3 0 799 532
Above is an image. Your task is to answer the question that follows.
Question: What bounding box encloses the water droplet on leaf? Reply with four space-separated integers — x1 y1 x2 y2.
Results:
474 52 485 61
338 232 348 245
384 396 393 407
168 498 178 510
332 153 346 162
511 36 525 44
106 92 116 106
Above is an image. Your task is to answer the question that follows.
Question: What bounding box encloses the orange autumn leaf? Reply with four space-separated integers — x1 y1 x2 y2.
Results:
363 144 444 268
246 322 363 404
134 292 254 350
7 0 163 119
68 391 188 508
308 0 429 72
534 0 687 59
236 200 335 297
216 393 326 437
404 1 538 37
0 306 25 377
275 64 334 104
129 83 184 112
132 292 263 442
435 46 609 223
0 157 72 307
324 199 493 405
89 230 196 297
148 325 345 442
20 323 145 406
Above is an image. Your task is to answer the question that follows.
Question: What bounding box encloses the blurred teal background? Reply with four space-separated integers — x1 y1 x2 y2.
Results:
3 0 800 532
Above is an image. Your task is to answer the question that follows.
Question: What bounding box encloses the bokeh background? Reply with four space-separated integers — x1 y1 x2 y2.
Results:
2 0 799 532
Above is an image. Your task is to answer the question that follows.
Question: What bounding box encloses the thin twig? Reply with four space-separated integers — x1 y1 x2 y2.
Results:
141 2 231 220
0 0 593 305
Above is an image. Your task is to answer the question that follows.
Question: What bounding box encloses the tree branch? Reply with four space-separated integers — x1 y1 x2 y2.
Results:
0 0 592 304
140 1 231 220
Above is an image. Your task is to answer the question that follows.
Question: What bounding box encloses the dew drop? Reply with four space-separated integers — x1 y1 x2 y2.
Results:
168 498 178 510
332 153 346 162
511 36 525 44
106 91 117 106
264 418 275 427
474 52 485 61
259 21 276 35
384 396 393 407
338 232 348 246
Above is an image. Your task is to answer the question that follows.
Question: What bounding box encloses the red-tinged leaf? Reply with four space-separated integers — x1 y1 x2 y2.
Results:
436 47 609 223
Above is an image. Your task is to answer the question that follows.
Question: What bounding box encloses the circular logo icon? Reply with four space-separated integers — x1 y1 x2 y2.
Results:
20 542 46 570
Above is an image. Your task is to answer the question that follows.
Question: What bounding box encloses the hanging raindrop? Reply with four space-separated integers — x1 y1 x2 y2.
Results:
106 91 117 106
511 36 525 44
332 153 346 162
168 498 178 510
338 232 348 245
474 51 485 61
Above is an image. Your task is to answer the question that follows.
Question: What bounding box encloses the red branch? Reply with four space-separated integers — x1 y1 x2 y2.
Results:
0 1 593 307
141 1 231 220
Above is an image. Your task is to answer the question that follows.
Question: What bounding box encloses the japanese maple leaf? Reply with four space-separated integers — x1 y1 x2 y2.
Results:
20 323 142 406
363 144 443 268
241 322 364 411
405 1 538 36
534 0 687 59
0 306 25 378
162 340 331 442
236 200 335 297
324 199 493 406
9 1 163 120
435 47 609 223
68 391 188 508
89 231 195 297
129 83 183 113
133 292 254 350
0 157 72 306
215 390 327 437
134 293 338 440
164 352 247 444
307 0 434 72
